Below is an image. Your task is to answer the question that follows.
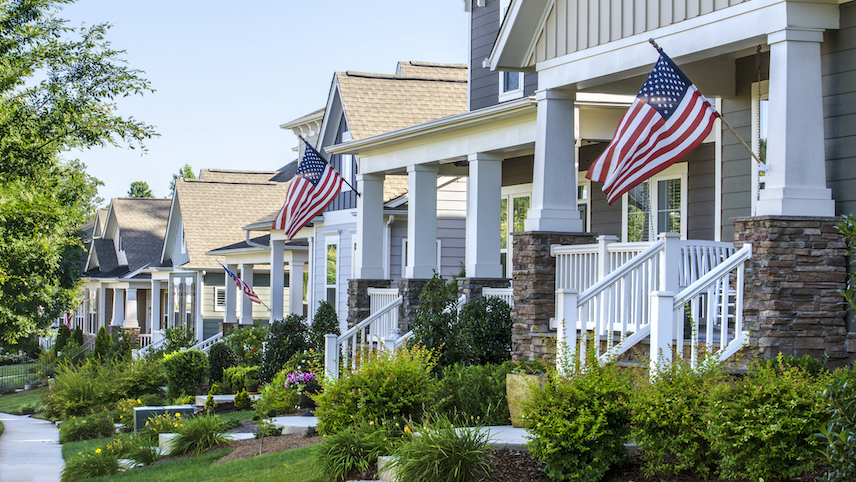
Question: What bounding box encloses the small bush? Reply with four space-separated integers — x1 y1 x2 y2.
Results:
254 370 299 417
93 327 110 358
109 329 133 361
119 355 167 399
44 359 126 419
170 414 230 456
162 327 196 354
222 365 260 394
436 362 517 426
139 412 185 444
315 345 437 435
71 328 84 347
60 447 118 482
234 389 252 411
259 314 310 383
55 325 71 354
282 350 324 379
456 297 512 365
207 342 239 385
526 361 632 482
408 273 459 368
224 323 268 366
121 433 163 466
162 349 209 399
309 301 340 352
817 366 856 482
315 420 403 481
58 412 116 443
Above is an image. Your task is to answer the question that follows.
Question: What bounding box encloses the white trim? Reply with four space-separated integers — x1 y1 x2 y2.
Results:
714 97 723 241
620 163 688 242
500 184 533 278
340 130 353 191
214 286 225 312
751 81 770 215
324 233 339 309
498 71 524 102
577 172 591 232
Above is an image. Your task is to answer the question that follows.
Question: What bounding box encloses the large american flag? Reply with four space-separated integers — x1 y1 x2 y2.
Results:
587 51 720 205
273 140 344 239
217 260 262 304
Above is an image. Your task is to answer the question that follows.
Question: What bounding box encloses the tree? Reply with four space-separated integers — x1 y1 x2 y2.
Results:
0 0 155 343
169 163 196 195
127 180 153 198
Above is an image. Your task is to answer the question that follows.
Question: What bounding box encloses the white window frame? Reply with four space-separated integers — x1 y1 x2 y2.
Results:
751 80 769 214
620 163 688 242
498 71 524 102
340 131 353 191
500 184 532 278
324 233 339 308
214 286 225 312
577 172 591 233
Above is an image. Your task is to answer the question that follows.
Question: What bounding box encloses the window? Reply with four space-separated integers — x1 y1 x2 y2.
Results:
577 173 591 233
326 242 337 305
500 185 532 277
214 287 225 312
751 80 769 214
499 71 523 102
621 164 687 242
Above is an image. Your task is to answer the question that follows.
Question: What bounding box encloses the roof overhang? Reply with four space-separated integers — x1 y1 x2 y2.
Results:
488 0 551 71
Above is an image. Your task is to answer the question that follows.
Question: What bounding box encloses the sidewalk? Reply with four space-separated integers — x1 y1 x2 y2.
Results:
0 413 63 482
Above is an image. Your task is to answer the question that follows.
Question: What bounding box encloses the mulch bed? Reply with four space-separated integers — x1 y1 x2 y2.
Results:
213 432 322 465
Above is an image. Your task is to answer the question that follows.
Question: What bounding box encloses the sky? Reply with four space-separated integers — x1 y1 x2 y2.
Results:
58 1 470 203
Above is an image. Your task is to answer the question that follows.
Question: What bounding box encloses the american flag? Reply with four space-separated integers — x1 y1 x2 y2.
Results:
587 50 720 205
272 140 344 239
217 260 261 304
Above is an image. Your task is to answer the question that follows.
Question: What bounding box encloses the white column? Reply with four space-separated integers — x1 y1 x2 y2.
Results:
525 89 584 232
195 272 204 342
356 173 385 279
466 152 503 278
124 288 139 329
224 264 238 325
239 264 254 325
112 288 125 327
151 280 161 333
406 164 439 279
98 286 107 329
289 252 308 316
756 28 834 216
270 240 285 323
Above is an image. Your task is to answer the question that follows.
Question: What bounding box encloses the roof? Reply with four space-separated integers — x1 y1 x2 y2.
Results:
110 198 172 272
335 61 468 140
208 235 309 255
269 160 299 183
86 238 124 278
199 169 279 183
280 107 325 130
172 178 289 269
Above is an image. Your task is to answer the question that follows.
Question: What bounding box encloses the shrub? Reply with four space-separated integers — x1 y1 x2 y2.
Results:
817 366 856 482
282 350 324 379
162 327 196 354
224 323 268 366
630 359 723 479
526 361 632 482
139 412 185 444
55 325 71 354
254 370 300 417
0 380 15 394
456 297 512 365
389 416 493 482
436 362 517 426
162 349 209 399
207 342 239 385
259 314 310 383
44 359 127 419
58 412 116 443
315 345 437 435
408 273 460 368
706 354 831 480
93 327 110 358
118 355 166 398
204 390 216 414
121 433 163 466
109 329 132 361
71 328 84 347
222 365 260 394
170 413 230 455
60 447 118 482
234 388 252 411
309 300 340 352
115 398 144 428
315 420 404 481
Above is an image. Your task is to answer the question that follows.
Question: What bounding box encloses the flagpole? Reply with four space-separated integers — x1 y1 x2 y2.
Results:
297 135 362 196
648 38 764 165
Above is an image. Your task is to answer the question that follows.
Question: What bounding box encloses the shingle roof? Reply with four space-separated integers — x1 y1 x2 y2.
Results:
174 178 289 269
110 198 172 272
208 235 309 254
199 169 279 183
269 160 299 183
335 62 468 140
88 238 123 277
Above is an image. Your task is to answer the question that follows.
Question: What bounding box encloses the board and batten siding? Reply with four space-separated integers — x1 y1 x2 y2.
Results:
532 0 750 64
325 117 358 213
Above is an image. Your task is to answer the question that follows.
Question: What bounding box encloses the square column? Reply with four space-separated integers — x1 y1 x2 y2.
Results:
466 152 503 278
151 280 161 333
289 252 308 316
525 89 583 232
406 164 439 279
756 28 834 216
270 239 285 323
239 264 254 325
356 173 385 279
125 288 139 329
224 264 238 325
112 288 125 327
98 286 107 329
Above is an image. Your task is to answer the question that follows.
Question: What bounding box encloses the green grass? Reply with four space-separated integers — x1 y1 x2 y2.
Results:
85 444 323 482
216 410 255 429
62 434 135 460
0 387 47 414
0 420 4 437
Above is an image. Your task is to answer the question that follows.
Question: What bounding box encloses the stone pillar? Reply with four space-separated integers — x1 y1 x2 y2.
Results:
406 164 438 279
151 280 161 334
224 263 238 326
112 288 125 328
289 252 308 316
347 279 392 328
356 173 386 279
125 288 139 329
756 29 834 216
511 232 596 361
270 239 285 323
239 264 254 325
466 152 503 278
398 278 431 333
734 216 854 365
458 278 511 303
525 89 584 232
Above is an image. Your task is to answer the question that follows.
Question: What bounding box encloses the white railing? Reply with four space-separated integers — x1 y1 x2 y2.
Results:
555 233 751 376
139 334 152 348
190 332 223 353
368 288 399 312
134 329 166 358
325 296 403 379
482 288 514 307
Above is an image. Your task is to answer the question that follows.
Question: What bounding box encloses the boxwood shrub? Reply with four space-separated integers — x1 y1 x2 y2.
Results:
162 349 209 399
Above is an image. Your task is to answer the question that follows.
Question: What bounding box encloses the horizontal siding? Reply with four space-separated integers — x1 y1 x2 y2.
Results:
685 144 715 240
502 155 534 186
471 0 501 110
580 144 622 237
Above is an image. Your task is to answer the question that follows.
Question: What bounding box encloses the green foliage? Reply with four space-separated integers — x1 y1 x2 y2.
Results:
309 301 340 352
161 327 195 354
169 163 196 195
259 314 310 383
234 388 252 411
254 370 299 417
93 327 110 358
630 360 723 479
435 362 517 426
204 390 216 415
121 433 163 466
162 349 209 399
108 329 132 361
456 297 512 365
222 365 260 394
526 361 632 482
60 446 119 481
71 328 84 346
706 354 831 480
224 323 268 366
315 346 437 435
408 273 460 368
314 420 404 481
127 180 153 198
389 416 493 482
55 325 71 353
0 0 155 343
207 342 238 385
282 349 324 379
817 366 856 482
170 414 230 456
139 412 185 444
58 412 116 443
838 214 856 313
765 353 828 377
115 397 144 428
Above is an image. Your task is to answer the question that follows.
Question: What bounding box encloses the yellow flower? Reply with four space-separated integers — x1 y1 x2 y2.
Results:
145 421 149 426
95 449 101 454
174 413 181 418
404 426 412 434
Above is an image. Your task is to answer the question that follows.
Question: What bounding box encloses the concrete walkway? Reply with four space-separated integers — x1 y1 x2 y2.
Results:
0 413 63 482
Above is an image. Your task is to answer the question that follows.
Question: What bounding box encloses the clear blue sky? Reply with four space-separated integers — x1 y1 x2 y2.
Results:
58 1 470 202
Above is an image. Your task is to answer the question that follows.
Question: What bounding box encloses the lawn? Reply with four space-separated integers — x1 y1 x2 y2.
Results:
0 387 46 414
62 434 135 460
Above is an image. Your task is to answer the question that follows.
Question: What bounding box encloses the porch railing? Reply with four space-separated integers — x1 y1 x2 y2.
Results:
325 296 403 379
134 330 166 359
482 288 514 307
139 334 152 349
190 332 223 354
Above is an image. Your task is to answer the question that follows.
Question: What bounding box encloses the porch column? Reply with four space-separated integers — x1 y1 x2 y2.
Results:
525 89 583 232
112 288 125 327
756 28 834 216
466 152 503 278
224 264 238 325
151 280 161 333
124 288 139 329
406 164 438 278
289 252 308 316
356 172 385 279
98 286 107 328
270 240 285 322
239 264 254 325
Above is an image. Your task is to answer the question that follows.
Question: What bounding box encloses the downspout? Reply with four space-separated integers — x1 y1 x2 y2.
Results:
245 230 267 249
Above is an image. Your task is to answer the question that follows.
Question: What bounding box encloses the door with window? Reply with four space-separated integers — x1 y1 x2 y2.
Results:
621 164 687 242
